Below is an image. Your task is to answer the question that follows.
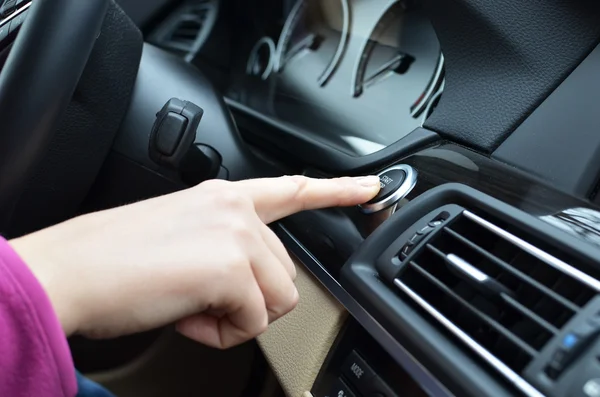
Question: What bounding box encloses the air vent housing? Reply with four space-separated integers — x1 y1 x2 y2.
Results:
396 207 597 371
343 184 600 397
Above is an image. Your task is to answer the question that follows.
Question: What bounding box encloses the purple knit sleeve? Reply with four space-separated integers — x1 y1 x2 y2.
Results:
0 237 77 397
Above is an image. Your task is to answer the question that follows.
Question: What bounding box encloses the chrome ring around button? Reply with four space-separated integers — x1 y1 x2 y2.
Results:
359 164 417 214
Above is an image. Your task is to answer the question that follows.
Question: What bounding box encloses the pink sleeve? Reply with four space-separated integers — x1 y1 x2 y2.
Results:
0 237 77 397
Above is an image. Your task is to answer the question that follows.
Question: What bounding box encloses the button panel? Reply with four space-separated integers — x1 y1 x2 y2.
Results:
342 351 376 392
326 378 356 397
340 351 397 397
399 216 445 260
545 321 600 380
312 319 427 397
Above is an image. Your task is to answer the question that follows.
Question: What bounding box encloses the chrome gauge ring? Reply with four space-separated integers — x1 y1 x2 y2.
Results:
246 36 277 80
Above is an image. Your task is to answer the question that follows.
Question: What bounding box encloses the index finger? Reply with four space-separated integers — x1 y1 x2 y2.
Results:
236 175 381 224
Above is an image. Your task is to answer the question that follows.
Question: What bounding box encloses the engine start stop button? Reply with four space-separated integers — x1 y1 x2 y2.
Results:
367 168 406 204
359 164 417 214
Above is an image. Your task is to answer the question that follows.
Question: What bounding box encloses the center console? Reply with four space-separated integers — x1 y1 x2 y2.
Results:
312 318 428 397
274 142 600 397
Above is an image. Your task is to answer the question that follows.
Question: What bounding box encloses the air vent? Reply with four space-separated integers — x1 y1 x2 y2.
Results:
169 18 204 47
395 210 599 393
148 0 216 58
165 5 208 51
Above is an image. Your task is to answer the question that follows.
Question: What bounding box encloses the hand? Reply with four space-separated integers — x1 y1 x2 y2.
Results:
9 175 380 349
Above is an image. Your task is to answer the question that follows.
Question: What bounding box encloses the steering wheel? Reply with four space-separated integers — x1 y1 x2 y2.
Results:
0 0 109 230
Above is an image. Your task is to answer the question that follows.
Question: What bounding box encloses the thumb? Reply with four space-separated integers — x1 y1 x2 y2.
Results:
235 175 381 224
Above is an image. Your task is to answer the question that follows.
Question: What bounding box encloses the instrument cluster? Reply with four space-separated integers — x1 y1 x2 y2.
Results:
226 0 442 156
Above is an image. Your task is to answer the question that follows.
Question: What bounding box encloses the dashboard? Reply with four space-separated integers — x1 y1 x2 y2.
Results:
2 0 600 396
141 0 600 396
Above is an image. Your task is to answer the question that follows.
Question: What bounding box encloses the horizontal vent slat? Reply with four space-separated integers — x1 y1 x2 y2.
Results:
463 210 600 294
443 226 580 313
409 260 540 358
499 294 559 334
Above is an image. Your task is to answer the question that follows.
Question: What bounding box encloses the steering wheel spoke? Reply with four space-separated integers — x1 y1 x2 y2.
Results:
0 0 109 229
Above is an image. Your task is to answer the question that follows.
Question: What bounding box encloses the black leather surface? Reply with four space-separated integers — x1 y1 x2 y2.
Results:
7 1 143 236
423 0 600 152
493 43 600 197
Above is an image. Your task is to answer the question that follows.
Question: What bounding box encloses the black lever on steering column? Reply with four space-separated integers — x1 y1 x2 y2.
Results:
148 98 222 186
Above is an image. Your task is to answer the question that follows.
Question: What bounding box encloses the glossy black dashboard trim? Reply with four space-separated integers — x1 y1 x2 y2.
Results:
229 102 441 174
401 144 600 226
274 223 455 397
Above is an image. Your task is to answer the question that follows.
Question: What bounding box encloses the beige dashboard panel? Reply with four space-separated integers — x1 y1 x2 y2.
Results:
258 259 348 397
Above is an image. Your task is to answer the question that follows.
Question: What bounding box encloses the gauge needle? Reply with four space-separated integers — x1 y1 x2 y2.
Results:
281 34 322 66
364 53 410 89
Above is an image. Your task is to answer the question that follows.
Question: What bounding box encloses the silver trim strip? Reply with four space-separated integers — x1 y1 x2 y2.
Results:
274 0 304 73
246 36 276 80
463 210 600 292
446 254 489 282
351 0 406 97
276 224 454 397
412 53 445 118
394 280 545 397
421 79 444 125
359 164 417 214
0 1 32 28
317 0 350 87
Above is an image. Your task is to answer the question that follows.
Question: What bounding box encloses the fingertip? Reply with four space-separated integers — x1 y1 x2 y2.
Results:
355 175 381 189
349 176 381 204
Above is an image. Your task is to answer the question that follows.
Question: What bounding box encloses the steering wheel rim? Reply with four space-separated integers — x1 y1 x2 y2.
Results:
0 0 109 230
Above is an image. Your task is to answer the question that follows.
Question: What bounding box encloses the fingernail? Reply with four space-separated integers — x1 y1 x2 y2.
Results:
355 176 380 188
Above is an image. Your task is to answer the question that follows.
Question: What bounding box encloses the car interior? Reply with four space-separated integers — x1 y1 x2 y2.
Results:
1 0 600 396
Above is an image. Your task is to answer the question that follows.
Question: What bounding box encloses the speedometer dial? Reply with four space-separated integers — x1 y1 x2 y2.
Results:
352 0 410 98
274 0 351 87
352 0 443 118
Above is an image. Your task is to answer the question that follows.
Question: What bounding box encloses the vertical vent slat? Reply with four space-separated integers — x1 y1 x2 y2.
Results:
395 209 599 380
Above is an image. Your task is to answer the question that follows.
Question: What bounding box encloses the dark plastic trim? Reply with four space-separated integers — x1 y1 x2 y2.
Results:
229 100 441 175
493 43 600 198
